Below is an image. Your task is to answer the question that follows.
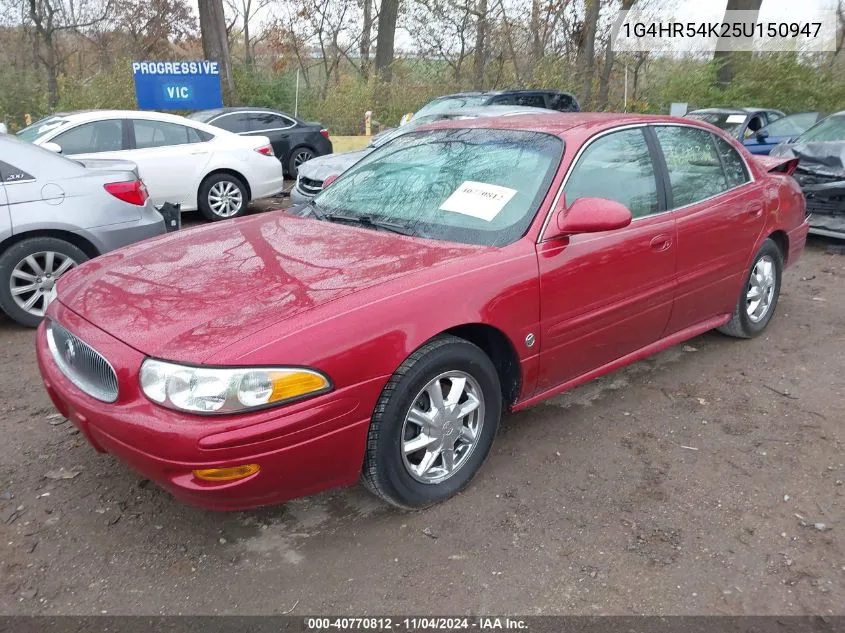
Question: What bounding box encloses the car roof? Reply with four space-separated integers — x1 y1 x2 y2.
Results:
434 89 575 99
689 107 780 115
39 110 202 125
418 112 718 137
191 106 296 118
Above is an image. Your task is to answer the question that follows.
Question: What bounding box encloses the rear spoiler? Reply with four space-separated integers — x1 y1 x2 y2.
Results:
753 154 800 176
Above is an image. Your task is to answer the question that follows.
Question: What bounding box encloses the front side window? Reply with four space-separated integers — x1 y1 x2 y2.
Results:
655 126 729 208
549 93 578 112
760 112 819 138
491 94 546 108
132 120 198 149
564 128 659 219
312 128 563 246
52 120 124 154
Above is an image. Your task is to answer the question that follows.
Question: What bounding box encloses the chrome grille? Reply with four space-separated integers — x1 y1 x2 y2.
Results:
297 176 324 196
46 321 118 403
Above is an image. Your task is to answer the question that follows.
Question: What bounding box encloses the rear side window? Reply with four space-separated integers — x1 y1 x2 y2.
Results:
0 160 35 184
211 113 252 133
654 126 729 208
712 135 750 189
251 112 294 131
132 120 200 148
52 120 124 154
564 128 659 219
549 93 578 112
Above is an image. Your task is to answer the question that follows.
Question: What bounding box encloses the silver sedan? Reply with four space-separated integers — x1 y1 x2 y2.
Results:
0 134 166 327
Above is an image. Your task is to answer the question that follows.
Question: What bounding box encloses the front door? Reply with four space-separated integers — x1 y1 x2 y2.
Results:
536 127 677 392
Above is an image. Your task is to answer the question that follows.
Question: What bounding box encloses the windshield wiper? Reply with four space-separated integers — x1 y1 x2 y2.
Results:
323 213 417 236
303 199 326 220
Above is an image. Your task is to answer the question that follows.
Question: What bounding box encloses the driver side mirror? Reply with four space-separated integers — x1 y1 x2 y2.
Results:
544 196 633 240
42 141 62 153
756 129 770 142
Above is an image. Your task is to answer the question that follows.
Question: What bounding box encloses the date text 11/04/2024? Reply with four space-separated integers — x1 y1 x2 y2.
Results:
305 617 529 630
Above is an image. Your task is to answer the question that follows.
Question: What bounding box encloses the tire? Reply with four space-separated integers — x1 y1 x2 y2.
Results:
198 173 248 221
718 238 783 339
362 335 502 509
0 237 88 328
288 147 315 179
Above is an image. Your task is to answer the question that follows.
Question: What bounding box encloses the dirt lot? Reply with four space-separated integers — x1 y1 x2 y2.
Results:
0 230 843 616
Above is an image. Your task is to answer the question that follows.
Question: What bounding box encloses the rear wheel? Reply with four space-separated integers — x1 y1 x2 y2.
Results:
198 173 248 221
0 237 88 327
288 147 315 178
362 335 502 509
718 238 783 338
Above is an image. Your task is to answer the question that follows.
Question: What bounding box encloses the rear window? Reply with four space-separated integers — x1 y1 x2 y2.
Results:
413 97 487 119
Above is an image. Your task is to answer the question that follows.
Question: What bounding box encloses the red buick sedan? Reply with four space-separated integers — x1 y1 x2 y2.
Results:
36 114 808 510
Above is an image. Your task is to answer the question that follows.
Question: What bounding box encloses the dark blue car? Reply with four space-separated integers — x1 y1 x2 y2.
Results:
742 112 823 155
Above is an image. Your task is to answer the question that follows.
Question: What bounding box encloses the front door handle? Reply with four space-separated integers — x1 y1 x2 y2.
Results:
650 234 672 252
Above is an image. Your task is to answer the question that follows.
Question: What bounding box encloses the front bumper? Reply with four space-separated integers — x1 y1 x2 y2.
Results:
35 303 381 510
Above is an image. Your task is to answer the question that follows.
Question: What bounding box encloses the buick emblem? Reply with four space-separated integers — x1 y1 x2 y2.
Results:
64 338 76 363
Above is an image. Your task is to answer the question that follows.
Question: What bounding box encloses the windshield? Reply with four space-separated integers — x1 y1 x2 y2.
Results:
16 115 69 142
795 114 845 142
686 112 746 136
413 96 487 119
312 128 562 247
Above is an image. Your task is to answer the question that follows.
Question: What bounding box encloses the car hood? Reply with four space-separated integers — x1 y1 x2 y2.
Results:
56 211 487 363
299 149 372 181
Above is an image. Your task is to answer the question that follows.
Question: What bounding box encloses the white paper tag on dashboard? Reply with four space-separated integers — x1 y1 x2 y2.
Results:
726 114 746 124
439 181 517 222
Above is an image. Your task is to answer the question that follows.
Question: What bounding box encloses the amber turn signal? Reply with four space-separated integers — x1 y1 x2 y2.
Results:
193 464 260 482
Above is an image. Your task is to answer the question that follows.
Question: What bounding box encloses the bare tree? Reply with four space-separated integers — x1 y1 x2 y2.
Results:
25 0 111 107
375 0 399 79
714 0 763 88
472 0 487 89
575 0 600 108
198 0 236 103
359 0 372 79
225 0 271 66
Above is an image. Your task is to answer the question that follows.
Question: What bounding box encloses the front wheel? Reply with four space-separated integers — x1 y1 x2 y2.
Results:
198 173 248 221
362 335 502 509
718 238 783 338
288 147 314 178
0 237 88 327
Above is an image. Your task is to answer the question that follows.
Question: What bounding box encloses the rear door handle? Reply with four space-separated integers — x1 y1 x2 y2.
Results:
650 234 672 252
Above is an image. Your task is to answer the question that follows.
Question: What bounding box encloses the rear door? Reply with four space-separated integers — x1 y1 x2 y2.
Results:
652 125 764 334
536 126 677 391
124 119 213 207
245 112 295 160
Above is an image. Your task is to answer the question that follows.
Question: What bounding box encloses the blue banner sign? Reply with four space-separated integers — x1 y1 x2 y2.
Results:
132 60 223 110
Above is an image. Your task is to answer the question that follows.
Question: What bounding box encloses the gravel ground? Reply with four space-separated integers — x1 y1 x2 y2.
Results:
0 229 843 616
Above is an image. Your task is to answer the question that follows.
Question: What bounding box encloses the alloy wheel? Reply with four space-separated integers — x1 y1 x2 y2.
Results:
10 251 76 317
208 181 244 218
746 254 776 323
400 371 486 484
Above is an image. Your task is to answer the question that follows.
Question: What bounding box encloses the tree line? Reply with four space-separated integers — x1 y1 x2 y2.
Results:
2 0 845 135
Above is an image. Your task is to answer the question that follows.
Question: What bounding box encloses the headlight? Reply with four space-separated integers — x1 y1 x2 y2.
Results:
139 359 331 414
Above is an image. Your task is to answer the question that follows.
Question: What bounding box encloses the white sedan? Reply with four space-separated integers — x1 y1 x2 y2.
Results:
17 110 285 221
